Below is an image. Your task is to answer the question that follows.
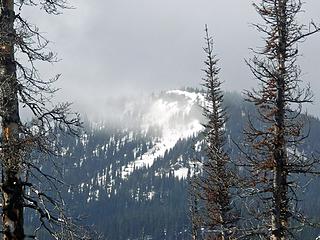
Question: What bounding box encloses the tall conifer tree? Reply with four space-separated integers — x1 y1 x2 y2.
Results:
244 0 320 239
195 25 237 240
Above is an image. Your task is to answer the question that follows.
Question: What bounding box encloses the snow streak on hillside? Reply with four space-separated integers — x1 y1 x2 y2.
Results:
121 90 204 179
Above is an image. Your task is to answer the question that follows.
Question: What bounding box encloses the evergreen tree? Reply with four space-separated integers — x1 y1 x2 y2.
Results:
192 26 238 240
243 0 320 239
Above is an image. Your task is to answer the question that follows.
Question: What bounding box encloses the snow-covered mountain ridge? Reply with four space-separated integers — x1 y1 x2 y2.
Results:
57 89 320 239
121 90 204 179
64 89 207 204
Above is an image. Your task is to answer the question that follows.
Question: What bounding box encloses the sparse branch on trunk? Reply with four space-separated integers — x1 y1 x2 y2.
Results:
0 0 88 239
242 0 320 239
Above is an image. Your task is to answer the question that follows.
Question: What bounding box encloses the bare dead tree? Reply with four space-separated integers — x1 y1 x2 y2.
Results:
0 0 93 239
242 0 320 239
192 25 238 240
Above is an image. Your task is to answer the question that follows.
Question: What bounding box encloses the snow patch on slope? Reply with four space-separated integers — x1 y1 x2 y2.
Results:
122 90 204 179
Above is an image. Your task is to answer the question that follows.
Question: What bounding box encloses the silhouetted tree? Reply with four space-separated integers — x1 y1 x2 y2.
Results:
242 0 320 239
0 0 88 239
191 25 238 240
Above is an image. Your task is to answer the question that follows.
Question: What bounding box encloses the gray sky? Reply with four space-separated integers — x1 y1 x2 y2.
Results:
23 0 320 116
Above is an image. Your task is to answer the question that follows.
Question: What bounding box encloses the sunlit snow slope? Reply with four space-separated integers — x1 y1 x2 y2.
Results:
121 90 204 179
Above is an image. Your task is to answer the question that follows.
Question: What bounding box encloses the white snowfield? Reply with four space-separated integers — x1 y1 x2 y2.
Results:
121 90 204 180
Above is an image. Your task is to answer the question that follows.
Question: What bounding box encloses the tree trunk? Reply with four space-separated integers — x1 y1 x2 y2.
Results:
271 1 288 239
0 0 24 239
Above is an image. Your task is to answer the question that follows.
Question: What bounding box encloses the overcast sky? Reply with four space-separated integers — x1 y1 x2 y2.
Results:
23 0 320 116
